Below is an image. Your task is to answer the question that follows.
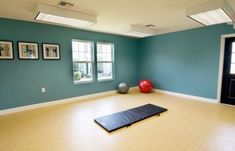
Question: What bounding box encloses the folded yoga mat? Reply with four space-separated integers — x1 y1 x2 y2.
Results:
94 104 167 132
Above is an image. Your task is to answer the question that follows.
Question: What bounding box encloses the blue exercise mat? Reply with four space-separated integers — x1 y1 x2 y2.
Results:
94 104 167 132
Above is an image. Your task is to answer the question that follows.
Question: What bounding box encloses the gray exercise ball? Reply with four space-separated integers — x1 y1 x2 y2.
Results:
117 82 129 94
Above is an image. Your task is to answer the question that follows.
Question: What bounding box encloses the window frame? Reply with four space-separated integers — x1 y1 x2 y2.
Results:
96 42 115 82
72 39 95 84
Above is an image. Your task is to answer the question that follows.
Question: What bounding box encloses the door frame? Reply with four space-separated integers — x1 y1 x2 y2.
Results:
217 33 235 103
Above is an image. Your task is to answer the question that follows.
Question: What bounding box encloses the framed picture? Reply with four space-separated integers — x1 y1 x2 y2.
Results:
0 40 14 60
42 43 60 60
18 42 39 60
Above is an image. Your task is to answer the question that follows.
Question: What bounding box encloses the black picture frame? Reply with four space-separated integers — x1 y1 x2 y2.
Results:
18 41 39 60
42 43 60 60
0 40 14 60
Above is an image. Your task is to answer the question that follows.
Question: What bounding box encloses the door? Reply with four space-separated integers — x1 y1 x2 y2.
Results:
221 37 235 105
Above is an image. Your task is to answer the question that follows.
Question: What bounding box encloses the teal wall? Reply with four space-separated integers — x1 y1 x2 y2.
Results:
1 18 235 110
139 24 235 99
0 18 139 110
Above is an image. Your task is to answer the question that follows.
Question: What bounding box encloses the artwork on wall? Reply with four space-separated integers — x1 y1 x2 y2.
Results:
42 43 60 60
18 42 39 60
0 40 14 60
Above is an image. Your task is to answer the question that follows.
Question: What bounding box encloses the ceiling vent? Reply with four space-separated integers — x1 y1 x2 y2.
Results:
125 25 158 38
58 1 74 8
145 24 155 28
34 3 97 28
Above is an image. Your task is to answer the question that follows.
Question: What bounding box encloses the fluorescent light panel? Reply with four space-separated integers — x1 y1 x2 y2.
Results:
125 31 152 38
125 25 158 38
186 0 234 26
190 8 232 25
35 3 97 28
36 12 94 27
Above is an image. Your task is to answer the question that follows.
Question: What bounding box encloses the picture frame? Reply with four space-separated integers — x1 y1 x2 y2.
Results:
42 43 60 60
0 40 14 60
18 41 39 60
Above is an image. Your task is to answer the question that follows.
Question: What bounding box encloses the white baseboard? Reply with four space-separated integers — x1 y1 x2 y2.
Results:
154 89 218 103
0 87 138 116
0 90 114 116
0 87 217 115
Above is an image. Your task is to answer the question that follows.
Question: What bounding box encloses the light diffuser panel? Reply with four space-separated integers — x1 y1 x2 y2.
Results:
190 8 232 25
34 3 97 28
36 12 94 28
125 25 158 38
125 31 152 38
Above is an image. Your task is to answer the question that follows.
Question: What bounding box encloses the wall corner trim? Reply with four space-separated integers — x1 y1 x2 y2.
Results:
154 89 217 103
0 87 138 116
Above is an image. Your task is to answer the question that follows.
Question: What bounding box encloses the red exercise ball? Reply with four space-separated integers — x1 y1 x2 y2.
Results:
138 80 153 93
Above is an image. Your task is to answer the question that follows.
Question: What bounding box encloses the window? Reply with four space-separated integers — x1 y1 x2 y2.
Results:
72 40 94 84
97 42 114 81
231 42 235 74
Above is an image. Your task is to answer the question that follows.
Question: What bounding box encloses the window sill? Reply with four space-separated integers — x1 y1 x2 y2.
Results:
74 80 93 85
98 78 113 82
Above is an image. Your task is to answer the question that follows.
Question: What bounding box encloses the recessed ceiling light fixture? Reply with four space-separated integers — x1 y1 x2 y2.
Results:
186 0 235 26
125 25 158 38
34 3 97 28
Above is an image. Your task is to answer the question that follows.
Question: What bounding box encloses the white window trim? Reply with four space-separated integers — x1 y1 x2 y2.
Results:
96 42 115 82
72 39 95 84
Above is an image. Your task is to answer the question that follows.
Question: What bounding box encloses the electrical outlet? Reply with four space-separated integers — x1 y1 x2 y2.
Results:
42 88 46 93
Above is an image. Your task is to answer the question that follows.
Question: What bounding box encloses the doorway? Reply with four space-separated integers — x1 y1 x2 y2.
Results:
221 37 235 105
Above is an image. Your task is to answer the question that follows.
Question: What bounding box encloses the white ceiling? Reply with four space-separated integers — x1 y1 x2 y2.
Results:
0 0 235 37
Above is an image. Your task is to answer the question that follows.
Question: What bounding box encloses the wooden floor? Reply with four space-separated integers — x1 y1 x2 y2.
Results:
1 91 235 151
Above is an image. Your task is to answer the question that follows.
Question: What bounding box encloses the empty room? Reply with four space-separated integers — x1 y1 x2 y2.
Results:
1 0 235 151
